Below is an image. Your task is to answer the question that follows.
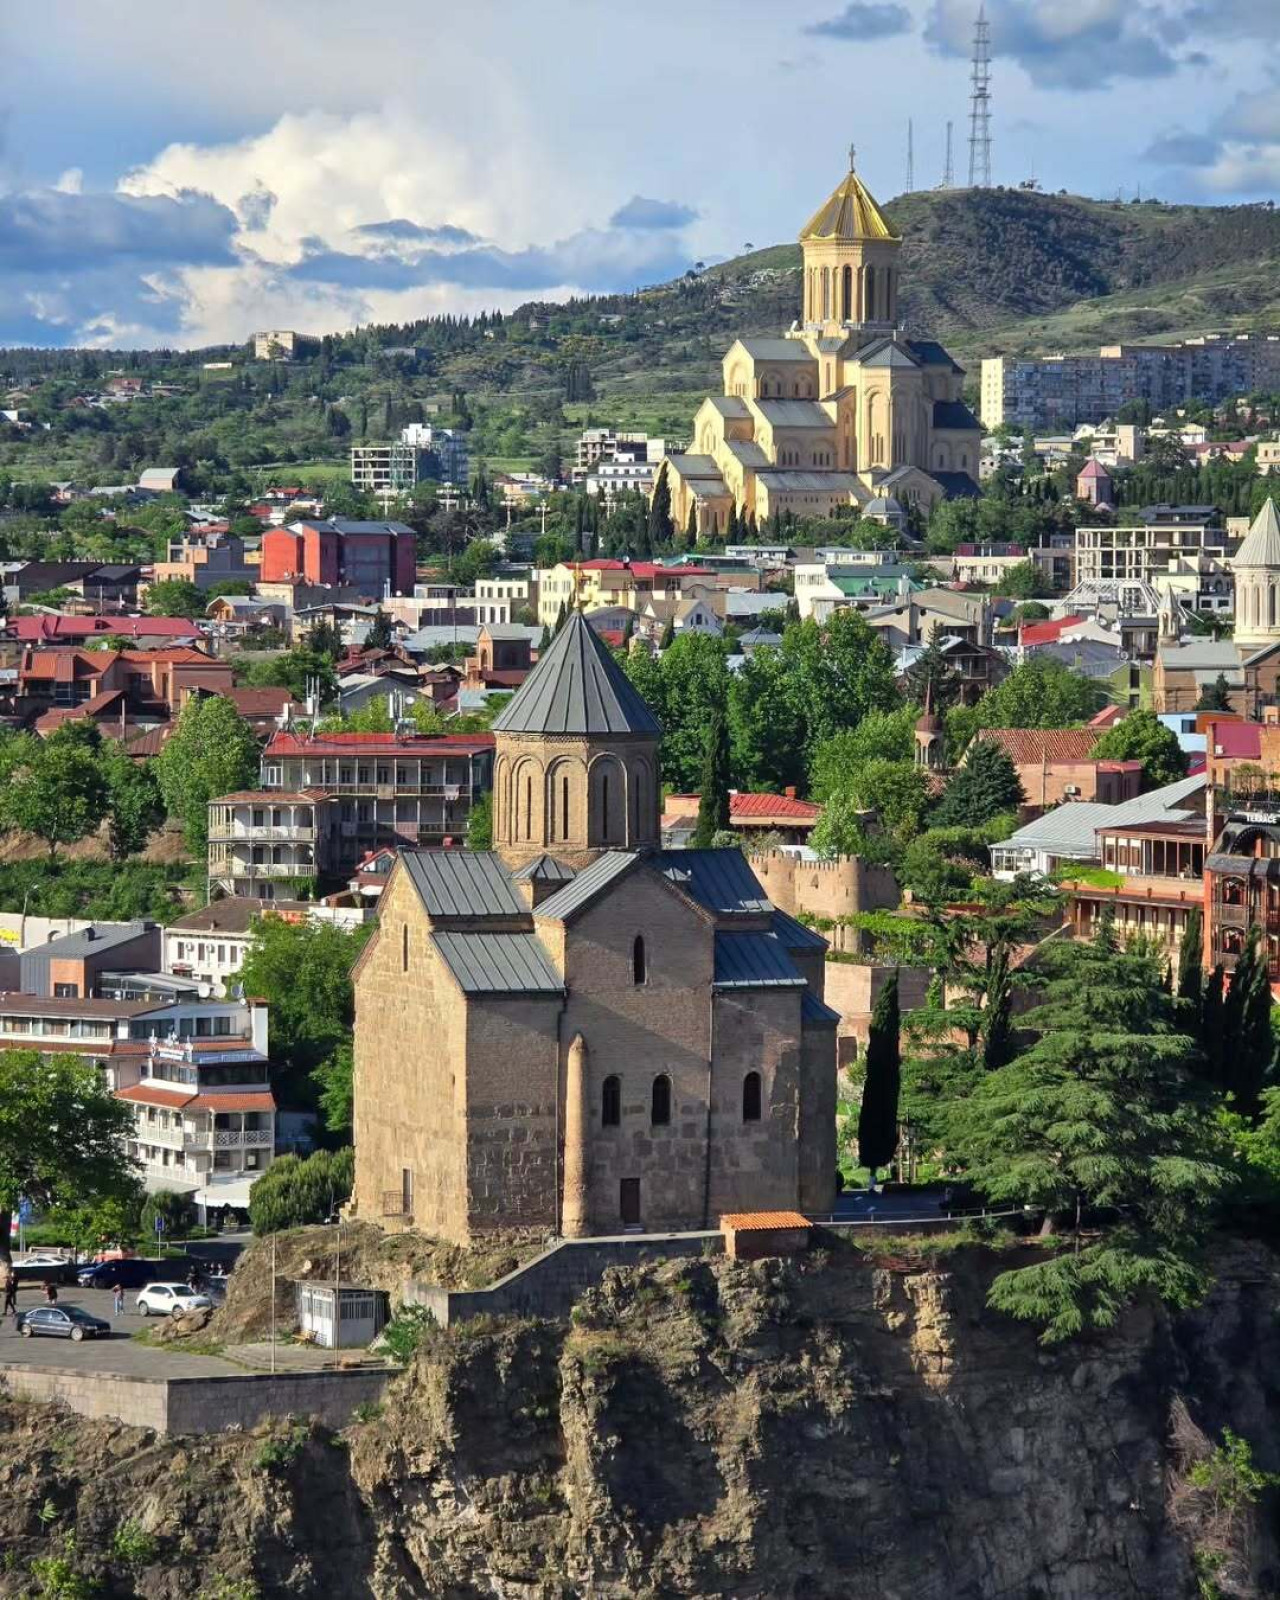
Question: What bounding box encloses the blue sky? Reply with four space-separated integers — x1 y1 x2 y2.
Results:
1 0 1277 348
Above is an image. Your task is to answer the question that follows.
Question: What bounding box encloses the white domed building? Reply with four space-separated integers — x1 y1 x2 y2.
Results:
1233 499 1280 651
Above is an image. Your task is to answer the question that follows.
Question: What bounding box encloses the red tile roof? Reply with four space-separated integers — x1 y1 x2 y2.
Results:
1019 615 1087 646
976 728 1099 764
188 1091 276 1112
116 1085 193 1109
8 616 199 643
731 792 822 821
1078 459 1110 479
265 730 494 756
225 687 300 717
720 1211 812 1231
1088 705 1124 729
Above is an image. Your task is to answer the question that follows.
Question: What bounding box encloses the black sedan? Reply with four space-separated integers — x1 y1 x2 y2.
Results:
17 1305 111 1342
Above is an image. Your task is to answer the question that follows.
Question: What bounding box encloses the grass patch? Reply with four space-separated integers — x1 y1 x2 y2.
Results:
130 1329 226 1358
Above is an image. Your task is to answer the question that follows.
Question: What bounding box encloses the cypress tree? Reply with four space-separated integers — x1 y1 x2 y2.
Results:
858 971 901 1179
538 624 551 653
691 702 731 848
1198 963 1226 1088
685 503 698 547
554 601 568 636
981 942 1015 1071
1176 905 1203 1025
647 471 672 550
1222 927 1274 1120
933 739 1025 828
659 614 675 651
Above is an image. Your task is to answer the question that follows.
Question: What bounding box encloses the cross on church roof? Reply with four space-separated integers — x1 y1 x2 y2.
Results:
848 143 856 172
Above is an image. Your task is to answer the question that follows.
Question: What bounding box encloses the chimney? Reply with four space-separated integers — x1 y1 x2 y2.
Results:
784 786 797 800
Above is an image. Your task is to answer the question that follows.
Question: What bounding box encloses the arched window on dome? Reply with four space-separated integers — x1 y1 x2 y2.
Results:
651 1074 671 1127
742 1071 762 1122
525 774 534 840
562 774 570 840
1270 584 1276 630
842 264 853 322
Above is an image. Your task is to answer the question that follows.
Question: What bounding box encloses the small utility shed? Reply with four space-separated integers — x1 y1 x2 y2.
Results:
720 1211 813 1261
296 1282 389 1349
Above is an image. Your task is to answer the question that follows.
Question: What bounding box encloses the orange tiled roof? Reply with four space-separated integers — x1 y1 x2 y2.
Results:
188 1091 276 1112
115 1084 194 1109
731 792 822 821
976 728 1098 765
720 1211 813 1231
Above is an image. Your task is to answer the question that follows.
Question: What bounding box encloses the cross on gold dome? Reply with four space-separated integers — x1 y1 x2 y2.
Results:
848 143 856 172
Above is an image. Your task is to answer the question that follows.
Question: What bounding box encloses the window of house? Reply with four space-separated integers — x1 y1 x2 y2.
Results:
633 935 646 986
53 983 78 999
402 923 409 973
602 1075 621 1127
651 1074 671 1126
742 1071 762 1122
402 1167 414 1215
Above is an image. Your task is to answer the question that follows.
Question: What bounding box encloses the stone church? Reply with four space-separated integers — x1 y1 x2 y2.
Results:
656 150 981 535
351 612 838 1242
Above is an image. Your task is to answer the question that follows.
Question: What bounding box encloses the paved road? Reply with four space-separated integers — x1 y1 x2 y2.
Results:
0 1285 382 1380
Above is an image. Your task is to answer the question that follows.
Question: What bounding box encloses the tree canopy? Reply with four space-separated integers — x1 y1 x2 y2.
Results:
1089 709 1188 791
155 694 260 855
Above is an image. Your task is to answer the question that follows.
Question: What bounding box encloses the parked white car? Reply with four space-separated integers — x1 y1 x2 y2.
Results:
136 1282 213 1317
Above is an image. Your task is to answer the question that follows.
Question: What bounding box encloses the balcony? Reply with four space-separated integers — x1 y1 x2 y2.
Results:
208 824 316 842
219 861 314 879
213 1128 272 1148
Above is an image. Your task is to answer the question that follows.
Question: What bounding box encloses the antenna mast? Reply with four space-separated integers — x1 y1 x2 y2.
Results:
943 121 954 187
967 4 992 188
907 118 914 193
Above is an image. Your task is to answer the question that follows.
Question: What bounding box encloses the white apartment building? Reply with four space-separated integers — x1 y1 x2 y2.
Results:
1074 522 1233 586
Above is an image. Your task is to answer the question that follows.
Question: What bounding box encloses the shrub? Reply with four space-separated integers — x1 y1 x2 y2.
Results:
252 1420 310 1472
248 1148 353 1235
110 1520 157 1566
380 1303 434 1364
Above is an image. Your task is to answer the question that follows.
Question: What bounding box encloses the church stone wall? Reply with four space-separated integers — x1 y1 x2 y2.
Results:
707 988 803 1218
352 868 469 1240
464 997 562 1234
798 1023 838 1213
557 870 715 1232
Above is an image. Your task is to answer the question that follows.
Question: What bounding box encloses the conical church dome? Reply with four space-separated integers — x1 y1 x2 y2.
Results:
492 610 661 737
800 157 899 243
1234 499 1280 570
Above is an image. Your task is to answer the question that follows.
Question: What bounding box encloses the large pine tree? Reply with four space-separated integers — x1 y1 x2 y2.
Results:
1222 926 1274 1120
933 737 1025 828
954 926 1234 1342
859 971 901 1178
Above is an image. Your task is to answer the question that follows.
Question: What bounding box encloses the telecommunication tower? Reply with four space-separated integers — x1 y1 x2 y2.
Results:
967 4 992 188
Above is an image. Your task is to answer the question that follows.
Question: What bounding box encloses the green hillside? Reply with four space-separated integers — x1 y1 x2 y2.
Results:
3 187 1279 487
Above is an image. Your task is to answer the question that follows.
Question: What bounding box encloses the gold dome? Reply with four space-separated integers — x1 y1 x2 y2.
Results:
800 156 899 243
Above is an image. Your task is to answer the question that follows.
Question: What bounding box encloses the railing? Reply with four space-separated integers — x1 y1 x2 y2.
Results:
217 861 314 879
213 1129 272 1148
381 1191 407 1218
208 825 316 842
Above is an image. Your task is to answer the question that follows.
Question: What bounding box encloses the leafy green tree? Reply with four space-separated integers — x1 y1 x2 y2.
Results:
808 707 919 799
0 1050 139 1268
812 759 930 852
858 972 900 1178
102 748 165 861
313 1042 354 1137
140 1188 197 1241
155 695 260 855
995 560 1045 600
691 703 731 847
949 658 1103 754
626 633 730 791
953 930 1235 1343
248 1147 354 1234
1089 709 1187 791
903 639 959 712
466 792 493 851
659 614 675 651
899 826 991 902
238 916 372 1104
5 731 108 859
144 578 206 619
933 738 1024 828
1199 963 1226 1087
243 647 338 705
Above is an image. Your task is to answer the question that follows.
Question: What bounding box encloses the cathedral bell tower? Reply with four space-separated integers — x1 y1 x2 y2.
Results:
800 146 902 338
491 610 663 872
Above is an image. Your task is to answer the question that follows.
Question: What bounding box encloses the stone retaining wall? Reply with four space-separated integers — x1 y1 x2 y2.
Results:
0 1362 392 1436
405 1230 720 1326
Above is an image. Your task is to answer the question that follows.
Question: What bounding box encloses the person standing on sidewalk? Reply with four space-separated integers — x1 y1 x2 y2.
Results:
1 1265 17 1323
113 1283 125 1317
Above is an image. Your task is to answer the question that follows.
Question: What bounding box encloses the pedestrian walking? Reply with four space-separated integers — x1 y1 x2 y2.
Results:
113 1284 125 1317
43 1279 58 1307
1 1268 17 1323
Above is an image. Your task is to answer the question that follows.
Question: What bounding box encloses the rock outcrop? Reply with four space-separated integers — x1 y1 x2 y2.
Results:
2 1239 1278 1598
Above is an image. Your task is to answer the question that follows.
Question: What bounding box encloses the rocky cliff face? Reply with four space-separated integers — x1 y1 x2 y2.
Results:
3 1240 1278 1599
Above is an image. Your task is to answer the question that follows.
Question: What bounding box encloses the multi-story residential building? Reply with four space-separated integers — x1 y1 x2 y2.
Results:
208 729 495 897
534 559 720 628
584 459 659 500
1074 516 1231 587
474 567 539 622
572 429 667 480
982 334 1280 431
252 330 299 360
18 646 233 723
350 442 428 495
19 921 162 998
1257 441 1280 476
399 423 469 485
150 530 255 591
260 519 416 596
1205 804 1280 984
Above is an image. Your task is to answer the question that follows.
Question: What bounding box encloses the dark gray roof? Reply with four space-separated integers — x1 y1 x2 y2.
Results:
933 399 981 431
511 853 578 884
801 991 841 1027
652 849 772 917
713 931 805 989
771 907 828 951
534 851 638 922
734 337 814 362
932 471 981 500
403 851 525 919
857 339 920 371
34 922 154 957
906 339 963 372
492 610 661 737
431 931 563 995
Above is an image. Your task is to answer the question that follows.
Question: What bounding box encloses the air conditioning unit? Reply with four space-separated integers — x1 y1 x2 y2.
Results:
1064 785 1081 797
